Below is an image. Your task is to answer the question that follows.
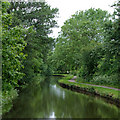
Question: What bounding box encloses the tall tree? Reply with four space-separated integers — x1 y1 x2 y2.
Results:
2 1 30 90
51 8 111 75
8 2 59 82
100 0 120 76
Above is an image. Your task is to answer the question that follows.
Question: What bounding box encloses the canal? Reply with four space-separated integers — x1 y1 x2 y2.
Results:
3 76 119 118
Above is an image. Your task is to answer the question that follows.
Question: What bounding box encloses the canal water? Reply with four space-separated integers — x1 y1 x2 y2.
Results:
3 76 120 118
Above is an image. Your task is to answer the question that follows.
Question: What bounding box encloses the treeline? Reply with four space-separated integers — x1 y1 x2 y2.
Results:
2 1 58 114
49 1 120 86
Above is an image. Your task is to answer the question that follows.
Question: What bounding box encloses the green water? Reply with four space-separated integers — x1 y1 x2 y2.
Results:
3 76 120 118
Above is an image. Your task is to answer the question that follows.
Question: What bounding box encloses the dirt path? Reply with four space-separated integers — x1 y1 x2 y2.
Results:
68 76 120 91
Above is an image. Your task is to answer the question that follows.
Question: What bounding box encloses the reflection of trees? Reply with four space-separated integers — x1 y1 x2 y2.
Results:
4 77 119 118
85 97 119 118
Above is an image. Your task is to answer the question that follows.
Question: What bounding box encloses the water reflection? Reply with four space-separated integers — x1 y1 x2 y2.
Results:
50 84 65 99
49 112 56 118
3 76 120 118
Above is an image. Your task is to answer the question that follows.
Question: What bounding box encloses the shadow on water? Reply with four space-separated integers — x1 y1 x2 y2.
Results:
3 76 120 119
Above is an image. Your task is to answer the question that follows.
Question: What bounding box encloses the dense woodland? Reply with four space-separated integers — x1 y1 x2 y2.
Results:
50 7 120 86
1 0 120 115
2 1 58 114
49 1 120 87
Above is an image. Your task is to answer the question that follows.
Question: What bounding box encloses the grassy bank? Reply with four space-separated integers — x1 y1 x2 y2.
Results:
76 74 119 89
52 74 70 77
58 74 120 107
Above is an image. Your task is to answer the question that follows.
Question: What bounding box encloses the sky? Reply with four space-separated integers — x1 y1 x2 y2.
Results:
46 0 116 38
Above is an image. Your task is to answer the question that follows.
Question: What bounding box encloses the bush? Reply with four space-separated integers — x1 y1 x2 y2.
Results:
91 74 119 86
2 89 18 115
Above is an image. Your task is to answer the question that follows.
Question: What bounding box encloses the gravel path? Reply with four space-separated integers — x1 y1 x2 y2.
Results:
68 76 120 91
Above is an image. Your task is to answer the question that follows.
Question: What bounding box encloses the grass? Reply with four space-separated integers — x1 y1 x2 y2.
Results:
58 75 120 99
77 74 119 89
52 73 71 77
77 80 119 89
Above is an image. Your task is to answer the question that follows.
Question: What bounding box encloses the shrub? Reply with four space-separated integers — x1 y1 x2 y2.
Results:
91 74 119 86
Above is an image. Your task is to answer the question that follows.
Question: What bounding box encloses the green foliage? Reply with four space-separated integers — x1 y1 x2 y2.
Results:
2 1 27 90
2 1 33 114
93 0 120 85
2 0 59 115
105 0 120 74
2 88 18 114
51 8 111 75
2 0 119 115
52 6 119 88
8 2 59 82
58 74 74 82
91 74 119 86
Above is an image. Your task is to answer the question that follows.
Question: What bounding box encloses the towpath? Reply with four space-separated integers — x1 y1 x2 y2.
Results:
68 76 120 91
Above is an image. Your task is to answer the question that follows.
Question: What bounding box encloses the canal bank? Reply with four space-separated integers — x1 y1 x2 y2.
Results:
58 75 120 108
3 76 120 118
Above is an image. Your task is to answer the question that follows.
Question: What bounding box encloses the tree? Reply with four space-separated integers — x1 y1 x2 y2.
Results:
2 2 34 114
8 2 59 82
98 0 120 77
2 2 29 90
51 8 111 75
